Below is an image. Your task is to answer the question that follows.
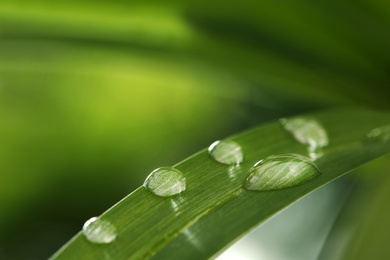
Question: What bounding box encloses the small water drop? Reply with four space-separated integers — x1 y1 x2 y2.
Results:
208 140 244 165
245 154 320 191
280 117 328 158
83 217 117 244
366 125 390 143
144 167 186 197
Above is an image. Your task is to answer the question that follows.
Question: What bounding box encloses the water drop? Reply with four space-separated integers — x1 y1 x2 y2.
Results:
366 125 390 143
208 140 244 165
83 217 117 244
280 117 328 158
245 154 320 191
144 167 186 197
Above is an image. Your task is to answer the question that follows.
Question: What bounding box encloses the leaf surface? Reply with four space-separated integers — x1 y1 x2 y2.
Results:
51 108 390 259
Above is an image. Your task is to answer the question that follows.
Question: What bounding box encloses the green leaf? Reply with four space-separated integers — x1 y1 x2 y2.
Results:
51 108 390 259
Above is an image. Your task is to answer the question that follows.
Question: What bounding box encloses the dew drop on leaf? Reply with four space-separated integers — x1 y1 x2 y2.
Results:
143 167 186 197
366 125 390 143
208 140 244 165
83 217 117 244
280 117 328 159
244 154 320 191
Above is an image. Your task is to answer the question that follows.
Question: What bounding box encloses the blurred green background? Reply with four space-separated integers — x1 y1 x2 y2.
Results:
1 0 390 259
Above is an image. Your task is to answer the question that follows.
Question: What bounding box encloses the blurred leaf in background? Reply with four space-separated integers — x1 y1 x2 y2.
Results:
0 0 390 259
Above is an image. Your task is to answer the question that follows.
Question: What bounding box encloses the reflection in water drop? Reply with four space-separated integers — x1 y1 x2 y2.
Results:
144 167 186 197
183 228 203 251
245 154 320 191
280 117 328 159
170 196 186 214
208 140 244 165
83 217 117 244
366 125 390 143
171 200 180 213
227 165 242 180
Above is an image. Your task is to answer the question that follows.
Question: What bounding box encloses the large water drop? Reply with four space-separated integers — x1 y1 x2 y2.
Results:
280 117 328 159
144 167 186 197
208 140 244 165
83 217 117 244
245 154 320 191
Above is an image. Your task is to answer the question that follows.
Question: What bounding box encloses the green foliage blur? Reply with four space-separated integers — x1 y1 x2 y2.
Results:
1 0 390 259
